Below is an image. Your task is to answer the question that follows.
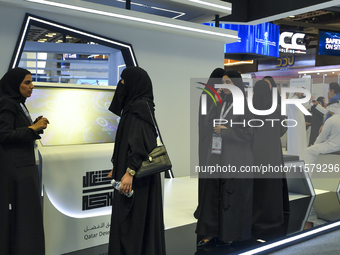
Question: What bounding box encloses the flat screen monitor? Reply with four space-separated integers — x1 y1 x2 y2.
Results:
318 30 340 56
203 22 279 58
25 84 117 146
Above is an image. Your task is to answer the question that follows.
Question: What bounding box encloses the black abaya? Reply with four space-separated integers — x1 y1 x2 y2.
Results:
196 71 254 242
0 68 45 255
194 68 225 219
108 67 165 255
252 80 289 229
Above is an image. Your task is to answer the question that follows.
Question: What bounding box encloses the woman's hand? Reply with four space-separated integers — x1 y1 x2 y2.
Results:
107 169 113 178
214 125 227 134
120 171 133 195
35 115 43 122
29 117 49 131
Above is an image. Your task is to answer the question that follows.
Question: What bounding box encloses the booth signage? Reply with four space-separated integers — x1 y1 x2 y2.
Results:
276 56 295 68
279 32 306 54
319 30 340 56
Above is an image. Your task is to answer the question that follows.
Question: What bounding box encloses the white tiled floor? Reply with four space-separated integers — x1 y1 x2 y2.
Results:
164 176 198 230
163 175 320 230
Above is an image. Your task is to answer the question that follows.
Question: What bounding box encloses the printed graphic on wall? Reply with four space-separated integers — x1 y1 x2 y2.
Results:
83 170 113 211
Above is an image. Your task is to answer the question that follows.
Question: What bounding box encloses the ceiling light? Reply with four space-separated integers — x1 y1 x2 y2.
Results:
317 73 320 75
170 0 232 14
116 0 185 19
25 0 237 42
224 60 254 66
151 6 185 19
298 68 340 74
188 0 231 11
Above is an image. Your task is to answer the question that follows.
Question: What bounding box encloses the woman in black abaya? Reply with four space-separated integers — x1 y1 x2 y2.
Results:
108 66 166 255
0 68 48 255
196 70 254 246
252 80 289 229
194 67 226 219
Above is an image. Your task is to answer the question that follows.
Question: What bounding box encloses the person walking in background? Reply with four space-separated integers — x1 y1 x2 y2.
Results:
0 68 48 255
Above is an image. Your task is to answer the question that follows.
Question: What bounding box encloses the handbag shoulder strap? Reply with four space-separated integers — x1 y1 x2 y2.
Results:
145 101 165 145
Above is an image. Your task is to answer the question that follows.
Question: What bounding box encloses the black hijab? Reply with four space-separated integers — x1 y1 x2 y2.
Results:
263 76 281 106
263 76 277 88
109 66 154 116
0 68 31 103
200 68 225 107
207 68 226 87
223 70 245 104
253 80 272 111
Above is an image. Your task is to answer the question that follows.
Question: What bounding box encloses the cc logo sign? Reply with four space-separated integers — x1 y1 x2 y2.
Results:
279 32 306 50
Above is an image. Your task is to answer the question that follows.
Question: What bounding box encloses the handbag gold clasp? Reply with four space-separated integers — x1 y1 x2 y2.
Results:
149 156 153 162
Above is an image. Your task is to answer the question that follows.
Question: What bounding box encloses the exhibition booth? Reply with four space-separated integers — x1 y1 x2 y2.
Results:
1 1 340 254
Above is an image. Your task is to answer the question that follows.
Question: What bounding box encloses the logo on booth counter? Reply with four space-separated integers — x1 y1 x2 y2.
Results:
82 170 113 211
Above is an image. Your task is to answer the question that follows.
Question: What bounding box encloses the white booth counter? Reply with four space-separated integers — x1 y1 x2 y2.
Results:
26 83 118 254
40 143 113 255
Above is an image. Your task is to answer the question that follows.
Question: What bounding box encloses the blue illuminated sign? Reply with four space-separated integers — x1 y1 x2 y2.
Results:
318 30 340 56
203 23 279 58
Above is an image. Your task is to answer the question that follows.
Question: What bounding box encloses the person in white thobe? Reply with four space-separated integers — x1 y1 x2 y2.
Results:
303 100 340 167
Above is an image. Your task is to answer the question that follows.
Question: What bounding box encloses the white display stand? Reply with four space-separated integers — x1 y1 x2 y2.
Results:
40 143 114 255
26 83 118 254
290 77 312 92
